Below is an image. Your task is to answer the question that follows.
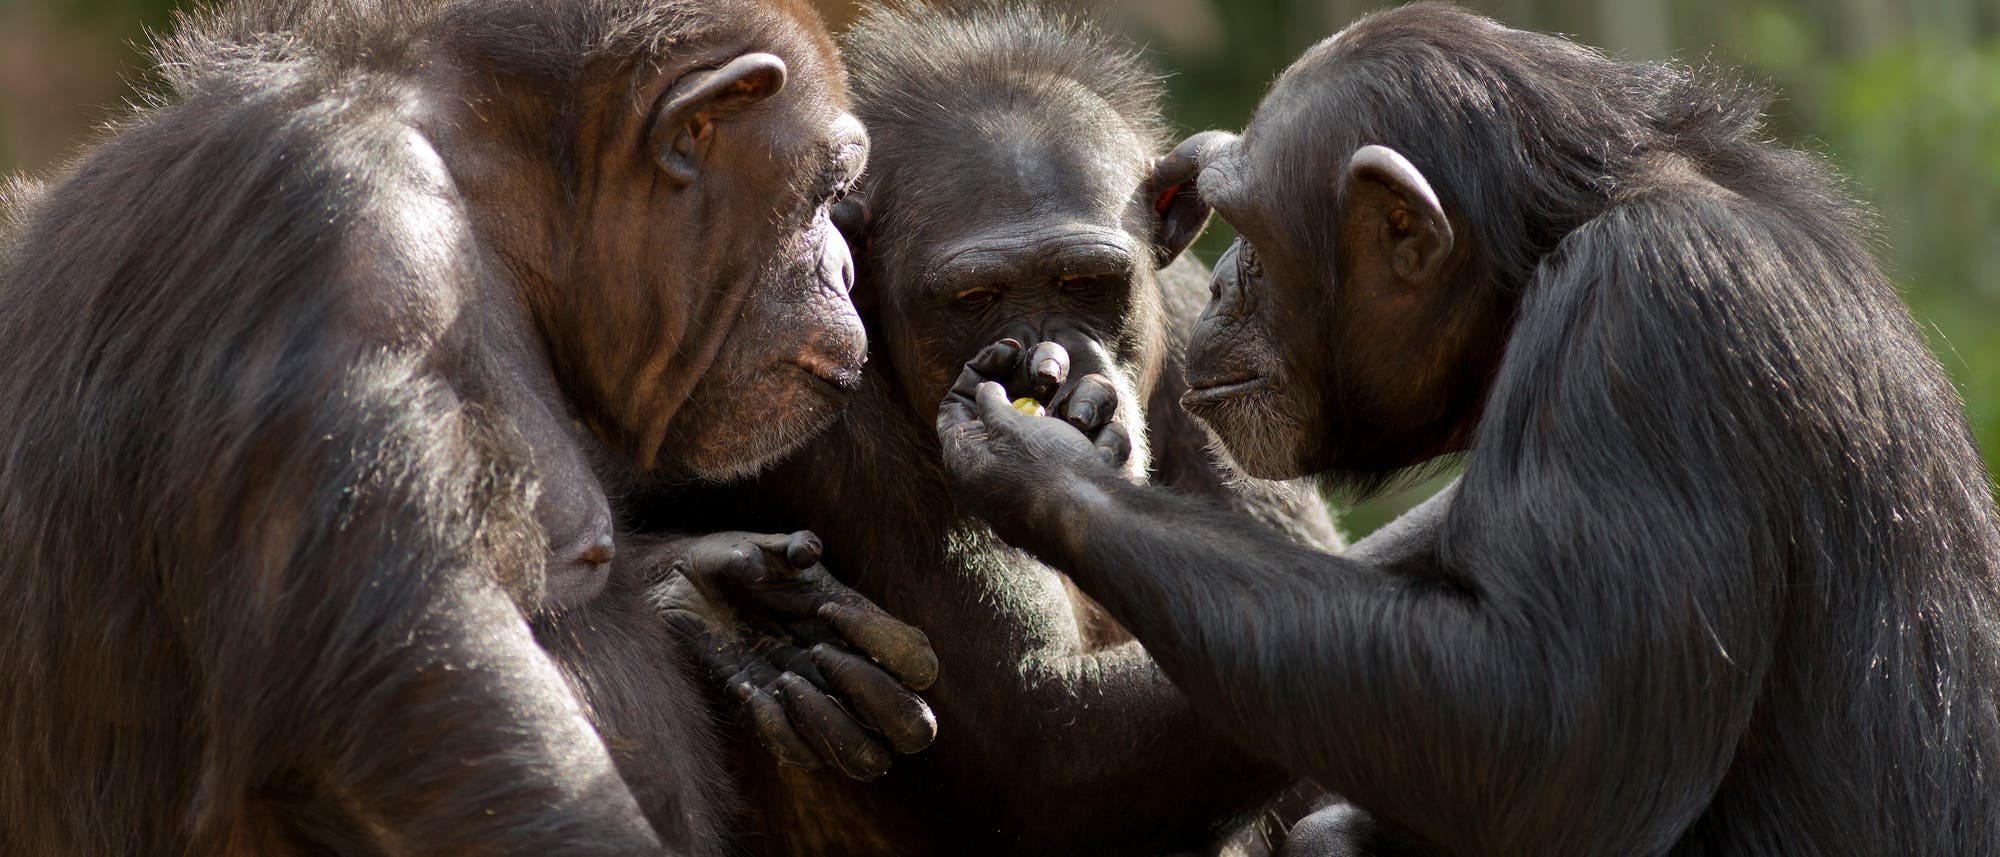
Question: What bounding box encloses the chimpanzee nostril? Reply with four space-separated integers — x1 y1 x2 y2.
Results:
579 536 615 567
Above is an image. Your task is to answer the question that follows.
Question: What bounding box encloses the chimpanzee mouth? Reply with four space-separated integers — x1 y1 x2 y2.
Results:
1181 375 1272 407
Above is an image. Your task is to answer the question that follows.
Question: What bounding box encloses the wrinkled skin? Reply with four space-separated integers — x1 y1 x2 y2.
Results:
940 5 2000 857
0 0 929 854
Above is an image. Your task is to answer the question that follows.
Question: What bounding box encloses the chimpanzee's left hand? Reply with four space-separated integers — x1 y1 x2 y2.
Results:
935 338 1132 540
646 530 938 781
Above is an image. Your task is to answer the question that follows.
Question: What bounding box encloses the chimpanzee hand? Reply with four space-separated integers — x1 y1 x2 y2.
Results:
647 531 939 781
936 339 1132 540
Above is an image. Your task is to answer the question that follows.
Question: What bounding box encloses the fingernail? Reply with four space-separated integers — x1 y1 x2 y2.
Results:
1072 402 1096 426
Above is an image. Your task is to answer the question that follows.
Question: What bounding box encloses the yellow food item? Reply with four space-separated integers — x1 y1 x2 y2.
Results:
1011 397 1046 417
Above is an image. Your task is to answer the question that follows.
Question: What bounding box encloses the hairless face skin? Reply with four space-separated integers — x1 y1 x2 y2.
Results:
936 4 2000 856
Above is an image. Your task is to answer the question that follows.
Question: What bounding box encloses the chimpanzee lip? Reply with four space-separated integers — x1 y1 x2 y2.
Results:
796 354 864 391
1182 374 1272 406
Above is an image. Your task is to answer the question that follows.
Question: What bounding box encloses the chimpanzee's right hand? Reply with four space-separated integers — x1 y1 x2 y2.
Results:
955 337 1133 465
935 339 1134 547
647 531 938 781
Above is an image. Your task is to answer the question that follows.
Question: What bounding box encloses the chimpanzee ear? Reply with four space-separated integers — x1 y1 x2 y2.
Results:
651 53 789 186
1343 145 1453 285
1141 132 1230 267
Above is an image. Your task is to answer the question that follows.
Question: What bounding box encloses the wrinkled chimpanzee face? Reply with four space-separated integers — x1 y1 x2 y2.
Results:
629 20 870 482
851 97 1206 475
1179 112 1342 482
1180 66 1478 489
462 10 870 481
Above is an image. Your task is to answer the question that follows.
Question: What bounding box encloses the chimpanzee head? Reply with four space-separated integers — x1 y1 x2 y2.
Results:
836 1 1210 469
431 0 869 481
1174 4 1663 490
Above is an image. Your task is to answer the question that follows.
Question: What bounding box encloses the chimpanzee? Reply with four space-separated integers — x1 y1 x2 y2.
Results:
938 4 2000 856
640 2 1342 854
0 0 934 854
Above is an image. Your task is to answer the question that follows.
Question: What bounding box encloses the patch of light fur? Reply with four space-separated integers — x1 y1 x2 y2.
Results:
686 389 845 484
1195 388 1310 483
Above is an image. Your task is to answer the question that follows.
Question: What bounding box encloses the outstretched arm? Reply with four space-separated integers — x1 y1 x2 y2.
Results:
936 343 1773 854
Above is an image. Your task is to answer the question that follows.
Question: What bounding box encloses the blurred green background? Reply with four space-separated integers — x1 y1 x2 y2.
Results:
3 0 1994 533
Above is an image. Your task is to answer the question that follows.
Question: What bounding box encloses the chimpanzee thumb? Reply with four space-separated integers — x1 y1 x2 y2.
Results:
970 381 1025 431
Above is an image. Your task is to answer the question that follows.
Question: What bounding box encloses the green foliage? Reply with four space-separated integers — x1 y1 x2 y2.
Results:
1746 16 2000 472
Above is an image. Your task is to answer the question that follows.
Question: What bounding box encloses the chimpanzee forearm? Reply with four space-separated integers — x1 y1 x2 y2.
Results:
994 467 1768 851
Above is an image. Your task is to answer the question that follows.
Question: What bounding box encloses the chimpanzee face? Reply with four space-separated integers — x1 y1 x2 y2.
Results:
873 107 1157 420
474 13 871 481
1181 66 1480 489
1180 116 1342 482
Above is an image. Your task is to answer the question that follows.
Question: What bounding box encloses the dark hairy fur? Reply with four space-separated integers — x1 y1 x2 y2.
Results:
642 3 1340 854
940 5 2000 856
0 0 860 853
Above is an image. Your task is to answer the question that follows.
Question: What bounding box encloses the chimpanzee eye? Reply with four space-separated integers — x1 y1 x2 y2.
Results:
1057 273 1117 293
954 287 1002 307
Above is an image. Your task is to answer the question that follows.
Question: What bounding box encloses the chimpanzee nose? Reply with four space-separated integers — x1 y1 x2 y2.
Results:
1210 242 1243 304
821 217 856 295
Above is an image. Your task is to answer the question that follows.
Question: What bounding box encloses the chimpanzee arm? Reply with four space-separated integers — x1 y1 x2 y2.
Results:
949 436 1767 853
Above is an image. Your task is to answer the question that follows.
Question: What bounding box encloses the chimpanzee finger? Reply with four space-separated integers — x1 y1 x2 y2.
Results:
784 530 823 570
773 672 892 781
1093 420 1133 467
1016 340 1069 400
749 636 829 689
949 339 1024 402
730 680 821 770
937 397 979 439
664 611 783 688
681 532 804 595
666 609 828 761
1050 373 1119 434
969 381 1030 434
819 601 939 690
810 644 938 754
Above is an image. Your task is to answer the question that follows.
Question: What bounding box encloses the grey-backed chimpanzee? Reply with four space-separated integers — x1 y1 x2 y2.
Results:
641 2 1342 854
938 4 2000 856
0 0 935 854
